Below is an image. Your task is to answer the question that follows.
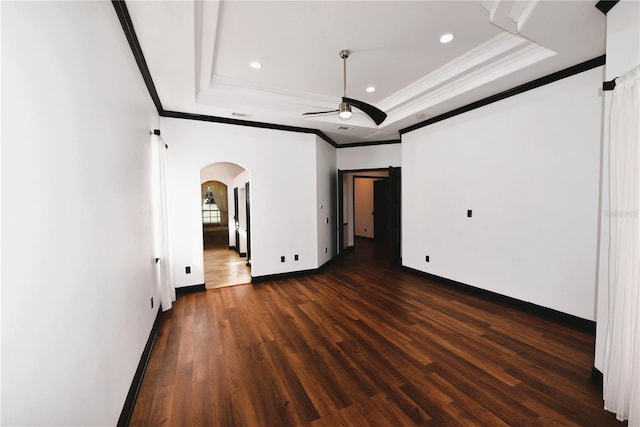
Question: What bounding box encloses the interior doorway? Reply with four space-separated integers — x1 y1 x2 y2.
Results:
338 167 401 265
201 162 252 289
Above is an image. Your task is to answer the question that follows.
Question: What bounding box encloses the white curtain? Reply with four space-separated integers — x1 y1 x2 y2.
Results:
209 181 229 225
604 65 640 425
151 134 176 311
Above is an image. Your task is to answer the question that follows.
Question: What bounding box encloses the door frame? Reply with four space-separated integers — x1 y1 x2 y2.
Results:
338 169 345 254
337 167 401 263
233 186 240 254
245 181 251 266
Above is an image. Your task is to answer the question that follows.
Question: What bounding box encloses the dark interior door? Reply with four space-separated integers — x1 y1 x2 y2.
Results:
245 182 251 266
233 187 239 254
373 179 388 243
388 167 401 266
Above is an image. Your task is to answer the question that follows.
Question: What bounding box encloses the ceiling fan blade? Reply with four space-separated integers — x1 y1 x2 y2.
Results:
302 110 339 116
343 97 387 125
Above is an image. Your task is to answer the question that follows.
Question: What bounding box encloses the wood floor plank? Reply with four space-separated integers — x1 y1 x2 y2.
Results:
130 239 625 426
262 340 321 423
428 372 511 427
367 393 426 427
297 301 350 344
141 385 172 426
203 228 251 289
207 351 237 426
424 360 540 425
411 316 522 387
334 341 432 424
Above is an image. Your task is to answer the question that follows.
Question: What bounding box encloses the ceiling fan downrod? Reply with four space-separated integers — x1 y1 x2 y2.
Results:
339 49 352 119
340 49 350 97
302 48 386 125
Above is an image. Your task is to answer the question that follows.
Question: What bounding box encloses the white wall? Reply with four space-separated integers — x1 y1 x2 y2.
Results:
337 143 401 170
2 2 159 425
402 66 604 320
316 137 337 266
594 0 640 371
201 162 245 184
161 117 324 281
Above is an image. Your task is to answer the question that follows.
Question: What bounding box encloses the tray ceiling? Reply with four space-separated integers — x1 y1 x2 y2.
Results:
126 0 605 145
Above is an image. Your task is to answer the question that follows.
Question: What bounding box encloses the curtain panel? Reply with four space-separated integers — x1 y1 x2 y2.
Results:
603 65 640 425
152 135 176 311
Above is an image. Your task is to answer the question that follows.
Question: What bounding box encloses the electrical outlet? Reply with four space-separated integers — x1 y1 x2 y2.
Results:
467 210 472 218
281 256 285 262
294 254 299 261
425 255 430 262
185 266 191 274
150 297 154 308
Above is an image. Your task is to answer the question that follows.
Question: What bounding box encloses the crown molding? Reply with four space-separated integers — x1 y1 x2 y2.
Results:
379 33 527 113
385 39 555 126
595 0 619 15
112 0 163 114
400 55 606 135
160 110 339 147
336 139 401 149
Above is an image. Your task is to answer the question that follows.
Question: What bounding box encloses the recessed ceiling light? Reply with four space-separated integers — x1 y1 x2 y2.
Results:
249 61 262 69
440 33 454 44
366 86 376 93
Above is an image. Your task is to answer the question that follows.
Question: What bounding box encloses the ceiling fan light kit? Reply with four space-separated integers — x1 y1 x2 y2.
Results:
339 101 352 119
303 49 387 125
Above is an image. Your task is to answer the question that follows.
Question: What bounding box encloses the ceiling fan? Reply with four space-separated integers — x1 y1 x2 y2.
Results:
303 49 387 126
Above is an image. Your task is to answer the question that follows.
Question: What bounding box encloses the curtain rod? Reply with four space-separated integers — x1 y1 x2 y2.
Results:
603 79 617 91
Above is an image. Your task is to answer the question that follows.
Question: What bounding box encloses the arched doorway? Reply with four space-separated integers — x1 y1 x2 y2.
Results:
200 162 252 288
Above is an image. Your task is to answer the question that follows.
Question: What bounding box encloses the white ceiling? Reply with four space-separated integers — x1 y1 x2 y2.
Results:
126 0 606 145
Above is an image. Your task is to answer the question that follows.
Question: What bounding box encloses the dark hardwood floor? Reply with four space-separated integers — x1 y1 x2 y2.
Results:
130 238 622 426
